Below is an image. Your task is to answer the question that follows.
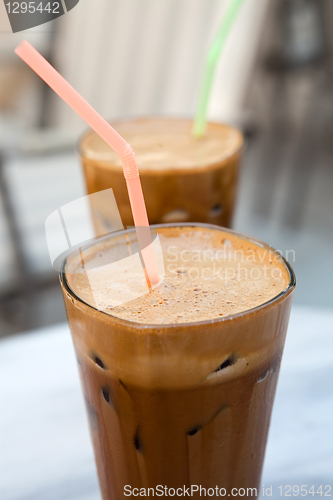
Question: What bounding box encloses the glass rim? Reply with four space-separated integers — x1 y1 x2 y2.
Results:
76 115 246 167
60 222 296 330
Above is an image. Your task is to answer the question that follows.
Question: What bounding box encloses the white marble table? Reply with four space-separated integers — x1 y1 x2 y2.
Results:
1 305 332 500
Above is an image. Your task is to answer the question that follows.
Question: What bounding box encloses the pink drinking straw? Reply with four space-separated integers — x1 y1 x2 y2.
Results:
15 40 159 286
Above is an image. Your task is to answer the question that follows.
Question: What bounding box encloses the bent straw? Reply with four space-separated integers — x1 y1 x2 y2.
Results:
15 40 159 286
193 0 245 138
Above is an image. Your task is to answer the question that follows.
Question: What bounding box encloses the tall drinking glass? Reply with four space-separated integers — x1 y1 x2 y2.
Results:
79 118 244 229
60 223 295 499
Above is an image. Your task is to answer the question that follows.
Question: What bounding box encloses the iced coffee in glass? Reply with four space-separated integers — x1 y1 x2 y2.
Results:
79 118 244 228
60 223 295 499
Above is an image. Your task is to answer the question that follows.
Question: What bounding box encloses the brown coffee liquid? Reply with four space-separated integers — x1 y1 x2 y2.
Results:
79 118 243 227
62 226 294 499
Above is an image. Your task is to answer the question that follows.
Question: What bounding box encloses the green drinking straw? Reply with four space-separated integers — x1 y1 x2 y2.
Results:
193 0 245 138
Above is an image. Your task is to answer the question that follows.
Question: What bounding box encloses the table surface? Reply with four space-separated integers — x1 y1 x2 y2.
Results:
1 305 332 500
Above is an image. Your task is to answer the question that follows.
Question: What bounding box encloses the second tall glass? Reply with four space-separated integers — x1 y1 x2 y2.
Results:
79 117 244 228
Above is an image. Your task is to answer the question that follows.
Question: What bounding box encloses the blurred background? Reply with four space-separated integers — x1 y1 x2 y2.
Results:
0 0 332 498
0 0 332 336
1 0 332 338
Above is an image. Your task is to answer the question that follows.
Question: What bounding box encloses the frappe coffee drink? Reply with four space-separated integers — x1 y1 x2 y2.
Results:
61 224 295 499
79 118 243 228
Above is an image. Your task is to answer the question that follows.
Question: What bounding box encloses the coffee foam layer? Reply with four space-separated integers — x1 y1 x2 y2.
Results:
80 118 243 172
65 226 290 325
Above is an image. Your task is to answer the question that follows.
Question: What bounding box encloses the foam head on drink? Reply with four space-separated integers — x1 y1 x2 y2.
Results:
61 224 295 499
